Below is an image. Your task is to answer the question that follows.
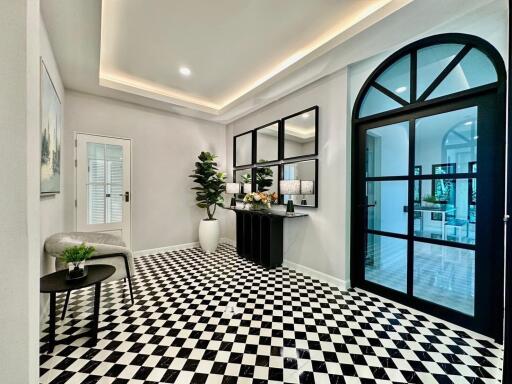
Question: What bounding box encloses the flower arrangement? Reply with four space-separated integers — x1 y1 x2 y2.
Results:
243 191 278 210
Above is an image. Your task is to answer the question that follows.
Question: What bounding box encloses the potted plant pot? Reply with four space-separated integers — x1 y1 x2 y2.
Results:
199 218 220 253
67 261 88 281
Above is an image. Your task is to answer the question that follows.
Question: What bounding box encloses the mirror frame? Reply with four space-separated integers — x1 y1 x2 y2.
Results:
233 131 254 167
281 105 319 161
255 120 280 164
279 159 318 208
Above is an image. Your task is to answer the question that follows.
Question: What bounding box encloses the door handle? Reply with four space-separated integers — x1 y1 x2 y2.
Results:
125 191 130 202
358 202 377 208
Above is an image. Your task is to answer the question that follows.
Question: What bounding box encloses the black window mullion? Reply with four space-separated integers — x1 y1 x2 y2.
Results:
411 50 417 103
366 229 408 240
418 45 472 102
373 82 408 106
407 119 415 297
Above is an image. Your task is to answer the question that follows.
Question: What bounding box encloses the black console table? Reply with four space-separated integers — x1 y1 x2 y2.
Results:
226 207 307 268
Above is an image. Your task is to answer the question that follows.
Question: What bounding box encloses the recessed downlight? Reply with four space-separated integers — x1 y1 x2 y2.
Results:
179 66 191 77
395 86 407 94
302 113 310 119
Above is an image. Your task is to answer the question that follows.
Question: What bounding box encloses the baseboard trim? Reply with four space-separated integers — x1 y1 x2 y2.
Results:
134 238 236 257
134 242 199 257
220 237 236 247
283 259 350 291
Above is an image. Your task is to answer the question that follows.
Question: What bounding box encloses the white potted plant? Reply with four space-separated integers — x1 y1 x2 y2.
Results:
189 151 226 253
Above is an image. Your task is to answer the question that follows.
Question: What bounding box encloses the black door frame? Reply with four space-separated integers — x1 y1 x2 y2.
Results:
503 5 511 381
351 33 507 340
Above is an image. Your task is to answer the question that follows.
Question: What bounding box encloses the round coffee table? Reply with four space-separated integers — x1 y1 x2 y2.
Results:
40 264 115 353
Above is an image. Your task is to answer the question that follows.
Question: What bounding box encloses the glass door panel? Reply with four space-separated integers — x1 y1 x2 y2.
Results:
86 142 124 225
364 120 409 293
367 180 408 234
414 178 475 245
411 107 478 314
366 122 409 177
365 234 407 293
413 241 475 315
415 106 477 174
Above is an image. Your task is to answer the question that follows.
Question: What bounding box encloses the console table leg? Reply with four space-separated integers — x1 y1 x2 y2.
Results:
48 292 56 353
91 282 101 346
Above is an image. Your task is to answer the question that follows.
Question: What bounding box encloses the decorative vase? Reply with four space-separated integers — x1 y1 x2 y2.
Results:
250 202 270 211
199 219 220 253
66 262 88 282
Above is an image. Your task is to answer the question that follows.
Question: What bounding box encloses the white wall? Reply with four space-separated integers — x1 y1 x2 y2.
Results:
63 91 228 252
227 69 351 284
39 15 65 294
0 0 40 382
224 0 508 287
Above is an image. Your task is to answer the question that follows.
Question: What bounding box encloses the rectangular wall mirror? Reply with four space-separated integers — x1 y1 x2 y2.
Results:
254 165 279 197
234 131 253 167
255 121 279 164
283 106 318 160
233 168 252 200
280 159 318 207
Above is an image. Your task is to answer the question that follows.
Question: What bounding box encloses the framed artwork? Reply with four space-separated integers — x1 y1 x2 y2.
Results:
40 60 62 194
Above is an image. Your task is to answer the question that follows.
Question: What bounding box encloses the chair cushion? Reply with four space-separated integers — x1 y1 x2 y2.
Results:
44 232 135 281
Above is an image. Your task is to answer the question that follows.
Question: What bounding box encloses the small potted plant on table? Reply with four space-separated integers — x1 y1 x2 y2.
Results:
60 242 95 281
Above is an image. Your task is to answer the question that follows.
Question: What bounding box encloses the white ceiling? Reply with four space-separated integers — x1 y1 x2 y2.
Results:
99 0 390 111
41 0 494 123
41 0 415 121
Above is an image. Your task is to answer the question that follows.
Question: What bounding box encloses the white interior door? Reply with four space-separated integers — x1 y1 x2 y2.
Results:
76 133 131 248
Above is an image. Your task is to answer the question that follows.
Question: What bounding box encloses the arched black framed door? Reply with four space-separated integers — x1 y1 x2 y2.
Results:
351 33 506 339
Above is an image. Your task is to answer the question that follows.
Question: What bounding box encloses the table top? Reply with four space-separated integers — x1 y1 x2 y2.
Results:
40 264 116 293
414 206 456 213
225 207 308 218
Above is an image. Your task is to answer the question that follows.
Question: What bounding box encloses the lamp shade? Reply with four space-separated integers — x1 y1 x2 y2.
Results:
226 183 241 194
243 183 252 193
280 180 300 195
300 180 314 195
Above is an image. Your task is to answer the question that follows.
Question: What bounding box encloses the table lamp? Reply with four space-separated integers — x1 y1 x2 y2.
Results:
300 180 314 205
225 183 241 208
243 183 252 194
280 180 300 215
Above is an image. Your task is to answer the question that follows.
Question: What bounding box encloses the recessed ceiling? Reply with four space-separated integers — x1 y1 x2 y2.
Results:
99 0 393 113
43 0 491 122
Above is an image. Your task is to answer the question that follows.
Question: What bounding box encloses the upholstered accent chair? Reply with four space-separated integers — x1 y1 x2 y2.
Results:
44 232 135 319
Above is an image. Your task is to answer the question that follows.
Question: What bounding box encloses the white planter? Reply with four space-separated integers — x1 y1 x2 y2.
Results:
199 219 220 253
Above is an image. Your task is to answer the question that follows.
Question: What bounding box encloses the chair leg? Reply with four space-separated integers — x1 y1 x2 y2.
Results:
61 290 71 321
126 274 135 305
121 255 135 305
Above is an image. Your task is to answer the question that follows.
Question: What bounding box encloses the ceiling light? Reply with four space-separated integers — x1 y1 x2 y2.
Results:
395 86 407 94
179 66 191 77
302 113 310 119
464 121 473 126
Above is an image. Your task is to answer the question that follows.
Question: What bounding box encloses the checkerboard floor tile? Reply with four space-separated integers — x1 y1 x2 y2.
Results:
39 245 503 383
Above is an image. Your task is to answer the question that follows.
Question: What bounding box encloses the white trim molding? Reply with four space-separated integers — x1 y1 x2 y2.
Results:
283 259 350 291
133 238 236 257
220 237 236 247
134 242 200 257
